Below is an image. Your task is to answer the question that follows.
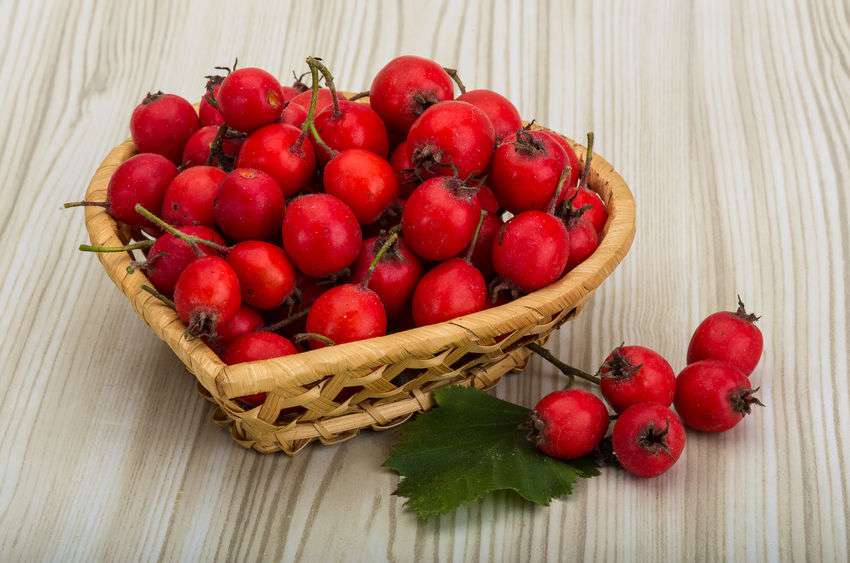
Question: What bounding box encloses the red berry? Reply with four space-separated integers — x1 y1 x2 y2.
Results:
290 88 335 113
145 225 225 295
226 241 295 310
532 389 609 460
401 176 481 261
173 256 241 338
612 403 686 478
570 188 608 234
490 129 566 213
222 331 298 406
282 194 362 277
540 131 581 199
103 153 178 228
199 82 224 126
323 149 399 224
281 74 309 103
674 360 763 432
563 213 599 271
217 67 284 132
457 89 522 142
161 166 227 227
314 100 389 163
213 168 284 241
369 55 454 134
130 92 199 163
687 298 763 375
389 141 418 197
599 346 677 413
468 212 502 277
476 184 501 214
411 258 486 326
350 235 422 319
492 211 569 292
305 284 387 348
181 125 243 168
407 101 495 180
237 123 316 197
215 306 264 346
280 102 307 128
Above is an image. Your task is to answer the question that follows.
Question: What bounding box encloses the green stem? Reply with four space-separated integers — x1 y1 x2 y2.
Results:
579 131 594 190
134 204 231 255
361 229 400 289
306 56 341 116
527 342 600 385
547 164 571 215
348 90 370 101
443 67 467 94
63 200 108 209
79 240 153 253
141 284 175 308
464 209 487 263
295 58 338 158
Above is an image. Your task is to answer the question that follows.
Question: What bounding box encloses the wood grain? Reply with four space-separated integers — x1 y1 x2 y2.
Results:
0 0 848 560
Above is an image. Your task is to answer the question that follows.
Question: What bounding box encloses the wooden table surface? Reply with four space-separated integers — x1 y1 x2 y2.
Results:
2 0 848 560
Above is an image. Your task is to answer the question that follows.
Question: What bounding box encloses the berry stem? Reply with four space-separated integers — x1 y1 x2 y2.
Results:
442 67 467 94
306 56 341 116
263 309 309 332
546 164 572 215
579 131 594 190
79 240 153 253
527 342 601 385
294 332 336 347
361 229 400 289
63 200 108 209
295 57 338 158
141 284 175 308
134 204 231 255
464 209 488 263
348 90 370 101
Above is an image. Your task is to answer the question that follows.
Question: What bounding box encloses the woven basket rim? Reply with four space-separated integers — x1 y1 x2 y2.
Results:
82 123 635 411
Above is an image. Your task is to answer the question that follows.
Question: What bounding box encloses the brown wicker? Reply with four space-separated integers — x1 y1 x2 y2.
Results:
81 118 635 455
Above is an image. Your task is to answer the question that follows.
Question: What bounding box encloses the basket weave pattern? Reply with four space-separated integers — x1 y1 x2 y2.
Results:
83 125 635 455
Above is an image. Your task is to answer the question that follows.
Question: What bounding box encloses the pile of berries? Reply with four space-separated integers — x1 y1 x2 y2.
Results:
67 55 610 407
530 297 764 478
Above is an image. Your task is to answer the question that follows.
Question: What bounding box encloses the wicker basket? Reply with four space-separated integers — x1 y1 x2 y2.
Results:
81 120 635 455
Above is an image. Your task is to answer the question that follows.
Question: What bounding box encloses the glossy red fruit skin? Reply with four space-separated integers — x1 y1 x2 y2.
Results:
476 185 501 214
687 306 763 375
492 211 570 292
226 241 295 310
532 389 609 460
161 166 227 227
282 194 362 277
217 68 284 132
564 217 600 270
130 93 199 163
323 149 399 224
314 100 390 163
468 212 502 277
305 284 387 349
369 55 454 134
214 306 264 347
540 131 581 200
599 346 677 413
290 88 334 113
281 84 307 104
350 236 422 319
490 130 566 213
407 101 495 180
181 125 243 168
222 331 298 407
674 360 758 432
280 102 307 128
237 124 316 197
612 403 686 478
570 188 608 234
106 153 178 227
173 256 241 337
145 225 225 295
390 141 418 197
411 258 487 326
401 177 482 261
213 168 284 241
199 83 224 126
457 89 522 142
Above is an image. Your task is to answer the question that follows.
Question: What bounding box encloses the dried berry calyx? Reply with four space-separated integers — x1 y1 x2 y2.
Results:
598 345 643 381
730 387 765 415
142 91 164 105
637 421 671 454
735 295 761 323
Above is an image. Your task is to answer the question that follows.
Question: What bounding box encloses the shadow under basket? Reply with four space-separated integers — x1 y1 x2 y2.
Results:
82 124 635 455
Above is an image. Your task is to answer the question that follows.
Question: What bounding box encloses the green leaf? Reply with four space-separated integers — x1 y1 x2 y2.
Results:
385 386 599 518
